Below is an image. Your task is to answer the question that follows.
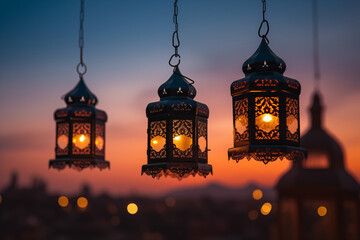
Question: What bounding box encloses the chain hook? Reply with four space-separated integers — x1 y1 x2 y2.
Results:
169 0 181 68
77 0 86 78
257 0 270 44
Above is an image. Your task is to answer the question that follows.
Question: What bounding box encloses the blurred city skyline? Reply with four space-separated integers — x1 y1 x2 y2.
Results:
0 0 359 196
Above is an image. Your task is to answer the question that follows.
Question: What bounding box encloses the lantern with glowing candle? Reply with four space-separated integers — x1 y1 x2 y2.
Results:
142 67 212 179
49 78 109 170
228 38 306 164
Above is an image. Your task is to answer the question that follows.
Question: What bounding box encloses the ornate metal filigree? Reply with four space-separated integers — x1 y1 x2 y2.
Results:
149 121 166 159
198 121 207 159
234 98 249 144
74 109 92 117
173 120 193 158
254 78 279 87
56 123 69 155
72 123 91 154
148 103 165 114
286 98 299 142
95 124 105 155
56 110 68 118
142 167 212 180
49 159 109 171
286 79 300 90
232 80 247 91
255 97 280 140
171 102 193 112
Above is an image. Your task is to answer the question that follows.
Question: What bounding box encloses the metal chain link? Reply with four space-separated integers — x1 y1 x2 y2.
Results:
169 0 181 68
77 0 87 77
258 0 270 43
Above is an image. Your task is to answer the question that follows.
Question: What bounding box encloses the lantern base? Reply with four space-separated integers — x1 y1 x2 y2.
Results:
49 158 110 171
228 145 307 164
142 162 213 180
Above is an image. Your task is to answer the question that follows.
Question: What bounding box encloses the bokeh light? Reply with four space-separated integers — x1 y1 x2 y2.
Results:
77 197 88 209
252 189 263 200
317 206 327 217
57 196 69 208
0 194 2 204
127 203 138 215
261 202 272 215
107 203 118 215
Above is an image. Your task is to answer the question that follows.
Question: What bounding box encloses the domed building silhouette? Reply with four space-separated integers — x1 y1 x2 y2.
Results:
276 91 359 240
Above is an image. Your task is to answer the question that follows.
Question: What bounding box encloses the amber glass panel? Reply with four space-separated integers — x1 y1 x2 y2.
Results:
95 124 105 155
72 123 91 154
173 120 193 158
149 121 166 159
234 98 249 144
198 121 207 159
255 97 280 140
57 123 69 155
286 98 299 141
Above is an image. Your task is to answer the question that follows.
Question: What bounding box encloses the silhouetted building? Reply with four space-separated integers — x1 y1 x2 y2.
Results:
277 91 360 240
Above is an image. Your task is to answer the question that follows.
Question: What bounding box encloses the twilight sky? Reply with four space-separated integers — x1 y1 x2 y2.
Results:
0 0 359 196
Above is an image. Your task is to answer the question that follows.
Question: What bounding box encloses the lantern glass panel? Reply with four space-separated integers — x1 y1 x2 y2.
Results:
72 123 91 154
95 123 105 154
173 120 193 157
234 98 249 144
286 98 299 141
56 123 69 155
198 121 207 158
149 121 166 159
255 97 280 140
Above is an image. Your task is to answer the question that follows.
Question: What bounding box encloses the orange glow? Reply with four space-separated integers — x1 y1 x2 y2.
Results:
0 194 2 204
317 206 327 216
173 135 192 151
95 136 104 150
261 202 272 215
252 189 263 200
127 203 138 215
77 197 88 209
58 196 69 207
73 134 90 149
262 114 273 122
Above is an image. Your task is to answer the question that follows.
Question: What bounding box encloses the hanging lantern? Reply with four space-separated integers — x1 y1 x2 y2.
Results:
49 0 109 170
142 0 212 179
228 0 306 164
142 67 212 179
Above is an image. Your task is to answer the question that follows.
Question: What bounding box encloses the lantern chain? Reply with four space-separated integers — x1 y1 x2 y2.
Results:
77 0 87 78
258 0 270 44
169 0 181 68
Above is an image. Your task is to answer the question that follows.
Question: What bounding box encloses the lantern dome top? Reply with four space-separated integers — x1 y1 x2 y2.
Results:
158 67 196 100
242 38 286 75
300 91 344 168
64 78 98 106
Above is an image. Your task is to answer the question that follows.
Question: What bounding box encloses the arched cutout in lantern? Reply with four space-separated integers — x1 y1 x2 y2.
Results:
49 78 109 170
142 67 212 179
228 38 307 164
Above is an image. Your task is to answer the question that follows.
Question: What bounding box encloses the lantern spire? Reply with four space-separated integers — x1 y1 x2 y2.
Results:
242 38 286 75
158 67 196 99
64 78 98 106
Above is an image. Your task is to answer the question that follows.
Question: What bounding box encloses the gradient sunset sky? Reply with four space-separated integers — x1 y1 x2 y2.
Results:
0 0 359 196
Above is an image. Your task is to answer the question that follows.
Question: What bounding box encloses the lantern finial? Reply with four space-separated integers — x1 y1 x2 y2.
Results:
64 77 98 106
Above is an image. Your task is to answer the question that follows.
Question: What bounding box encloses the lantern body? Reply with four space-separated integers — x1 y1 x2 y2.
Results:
49 78 109 170
142 67 212 179
228 39 306 164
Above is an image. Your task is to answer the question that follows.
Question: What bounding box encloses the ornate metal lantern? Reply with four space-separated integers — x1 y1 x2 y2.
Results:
49 0 109 170
142 67 212 179
228 38 306 164
49 78 109 170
